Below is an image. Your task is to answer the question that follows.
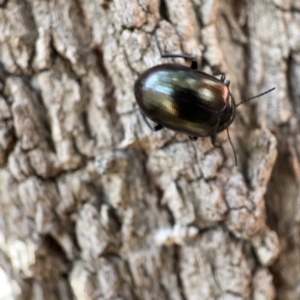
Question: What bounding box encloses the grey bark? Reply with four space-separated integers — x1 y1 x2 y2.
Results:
0 0 298 299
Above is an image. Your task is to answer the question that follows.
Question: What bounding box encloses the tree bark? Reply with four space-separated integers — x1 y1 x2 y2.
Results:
0 0 299 299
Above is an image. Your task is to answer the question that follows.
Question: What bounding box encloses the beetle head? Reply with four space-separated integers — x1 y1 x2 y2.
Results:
222 87 276 167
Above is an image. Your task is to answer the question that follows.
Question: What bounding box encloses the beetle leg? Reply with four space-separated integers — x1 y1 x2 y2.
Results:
189 136 198 141
210 134 216 145
210 134 221 148
190 60 198 69
212 73 230 87
213 73 226 82
140 111 163 131
154 33 198 69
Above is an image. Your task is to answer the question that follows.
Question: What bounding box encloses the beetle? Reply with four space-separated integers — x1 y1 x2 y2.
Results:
134 35 275 166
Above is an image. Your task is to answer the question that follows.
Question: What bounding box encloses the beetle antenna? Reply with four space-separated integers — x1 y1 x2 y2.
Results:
236 87 276 107
227 128 238 166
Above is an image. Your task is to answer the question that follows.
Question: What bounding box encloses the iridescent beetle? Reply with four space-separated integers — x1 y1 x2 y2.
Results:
134 35 275 166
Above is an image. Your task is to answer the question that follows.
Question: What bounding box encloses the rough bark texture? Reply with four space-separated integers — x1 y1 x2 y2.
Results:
0 0 299 299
